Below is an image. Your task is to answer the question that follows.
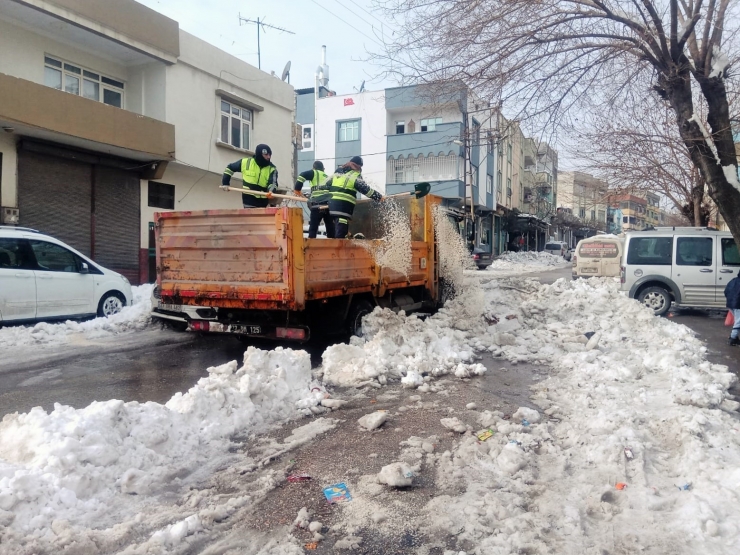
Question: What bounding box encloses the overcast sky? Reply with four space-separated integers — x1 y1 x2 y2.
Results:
138 0 397 95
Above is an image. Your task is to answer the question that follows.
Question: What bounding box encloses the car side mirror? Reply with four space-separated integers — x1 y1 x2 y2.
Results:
80 262 89 274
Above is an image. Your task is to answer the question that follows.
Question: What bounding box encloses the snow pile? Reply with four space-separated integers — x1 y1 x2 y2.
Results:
0 284 154 348
419 277 740 553
0 347 314 547
320 294 487 387
483 250 566 277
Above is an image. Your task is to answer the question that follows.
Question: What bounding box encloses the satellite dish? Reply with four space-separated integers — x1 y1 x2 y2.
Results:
281 61 291 82
358 80 365 93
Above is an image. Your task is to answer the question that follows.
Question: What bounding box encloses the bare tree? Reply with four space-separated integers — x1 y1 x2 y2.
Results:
376 0 740 247
573 101 712 225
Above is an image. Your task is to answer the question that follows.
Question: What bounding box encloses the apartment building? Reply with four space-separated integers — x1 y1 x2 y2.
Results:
611 194 648 231
297 81 502 254
0 0 294 283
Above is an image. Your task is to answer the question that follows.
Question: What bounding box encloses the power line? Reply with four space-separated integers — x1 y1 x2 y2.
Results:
306 0 384 48
326 0 393 44
345 0 394 29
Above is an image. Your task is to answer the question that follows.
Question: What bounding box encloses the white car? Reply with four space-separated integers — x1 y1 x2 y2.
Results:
0 226 132 324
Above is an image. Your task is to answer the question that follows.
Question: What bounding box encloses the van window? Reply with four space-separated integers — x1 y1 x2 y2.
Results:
627 237 673 265
676 237 713 266
721 238 740 266
544 243 562 251
578 241 620 258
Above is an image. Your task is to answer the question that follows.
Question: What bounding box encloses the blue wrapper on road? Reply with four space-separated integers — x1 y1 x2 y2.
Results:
323 482 352 503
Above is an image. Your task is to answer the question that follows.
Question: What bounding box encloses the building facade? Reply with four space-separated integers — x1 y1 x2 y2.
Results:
0 0 294 283
555 171 608 245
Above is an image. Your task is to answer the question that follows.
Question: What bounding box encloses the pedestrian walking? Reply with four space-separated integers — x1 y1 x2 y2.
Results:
324 156 383 238
724 269 740 346
294 161 334 238
220 144 278 208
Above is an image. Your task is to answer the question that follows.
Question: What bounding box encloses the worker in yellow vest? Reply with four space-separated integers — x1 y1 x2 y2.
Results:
325 156 383 238
294 161 335 238
220 144 278 207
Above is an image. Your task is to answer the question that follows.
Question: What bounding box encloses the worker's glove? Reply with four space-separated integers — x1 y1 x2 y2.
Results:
294 190 305 198
266 192 274 199
220 185 230 191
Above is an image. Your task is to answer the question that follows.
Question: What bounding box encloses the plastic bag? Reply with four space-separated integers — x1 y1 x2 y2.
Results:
725 310 735 327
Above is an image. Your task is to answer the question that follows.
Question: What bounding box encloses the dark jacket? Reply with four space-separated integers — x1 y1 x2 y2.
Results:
725 276 740 309
322 167 382 220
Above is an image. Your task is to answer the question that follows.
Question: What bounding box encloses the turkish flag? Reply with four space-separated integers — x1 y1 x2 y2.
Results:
344 98 355 106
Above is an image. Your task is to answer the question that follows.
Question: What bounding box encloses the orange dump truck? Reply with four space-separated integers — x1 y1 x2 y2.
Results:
152 195 445 342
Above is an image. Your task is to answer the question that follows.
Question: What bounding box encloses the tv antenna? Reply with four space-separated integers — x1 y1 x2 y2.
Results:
238 15 295 70
281 61 291 83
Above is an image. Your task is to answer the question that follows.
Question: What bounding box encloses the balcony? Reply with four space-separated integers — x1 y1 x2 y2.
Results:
0 0 179 63
0 73 175 161
387 122 464 160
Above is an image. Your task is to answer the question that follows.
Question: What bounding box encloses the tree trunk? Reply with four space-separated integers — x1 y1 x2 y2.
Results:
662 69 740 249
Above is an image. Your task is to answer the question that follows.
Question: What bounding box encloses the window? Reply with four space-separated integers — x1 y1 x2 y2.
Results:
220 100 252 150
472 167 478 189
620 201 629 209
487 137 494 154
44 56 124 107
579 207 586 219
338 120 360 142
590 210 596 221
507 143 512 161
627 237 673 265
598 210 605 222
676 237 713 266
420 117 442 132
148 182 175 210
721 238 740 266
396 121 405 134
486 175 493 194
507 177 511 198
0 238 34 269
30 241 81 272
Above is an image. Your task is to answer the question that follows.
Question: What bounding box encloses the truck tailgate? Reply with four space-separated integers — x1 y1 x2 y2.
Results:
156 207 304 309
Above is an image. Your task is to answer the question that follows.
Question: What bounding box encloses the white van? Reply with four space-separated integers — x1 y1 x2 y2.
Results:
572 235 624 279
621 227 740 316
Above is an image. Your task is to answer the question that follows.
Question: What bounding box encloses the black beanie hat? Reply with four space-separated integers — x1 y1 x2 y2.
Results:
254 144 272 167
349 156 363 167
313 160 325 171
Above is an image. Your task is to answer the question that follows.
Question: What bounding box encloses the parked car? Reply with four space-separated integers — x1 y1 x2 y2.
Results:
544 241 572 261
0 226 132 324
572 235 624 279
471 247 494 270
621 227 740 316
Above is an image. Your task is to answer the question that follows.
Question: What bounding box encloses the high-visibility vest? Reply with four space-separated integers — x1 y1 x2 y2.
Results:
330 170 360 205
310 169 327 189
241 157 275 194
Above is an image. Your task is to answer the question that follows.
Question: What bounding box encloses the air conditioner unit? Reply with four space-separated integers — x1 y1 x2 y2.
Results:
1 207 19 225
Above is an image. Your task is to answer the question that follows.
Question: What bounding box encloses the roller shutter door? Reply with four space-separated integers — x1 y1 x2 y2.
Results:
94 166 140 281
18 151 92 256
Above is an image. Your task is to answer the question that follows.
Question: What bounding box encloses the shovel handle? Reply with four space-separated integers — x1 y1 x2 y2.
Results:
225 186 307 202
356 191 413 204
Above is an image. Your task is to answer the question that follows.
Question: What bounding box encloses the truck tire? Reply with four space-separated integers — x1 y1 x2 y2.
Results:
347 300 374 337
637 286 672 317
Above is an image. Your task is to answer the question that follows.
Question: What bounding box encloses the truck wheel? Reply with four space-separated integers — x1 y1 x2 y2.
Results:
347 300 374 337
637 286 672 316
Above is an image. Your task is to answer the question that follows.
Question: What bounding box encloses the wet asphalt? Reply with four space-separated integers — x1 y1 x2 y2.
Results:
0 265 736 418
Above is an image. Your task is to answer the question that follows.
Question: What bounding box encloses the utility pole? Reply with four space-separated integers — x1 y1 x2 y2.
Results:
238 15 295 70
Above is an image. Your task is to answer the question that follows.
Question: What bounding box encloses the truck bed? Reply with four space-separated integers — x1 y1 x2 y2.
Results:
155 196 438 310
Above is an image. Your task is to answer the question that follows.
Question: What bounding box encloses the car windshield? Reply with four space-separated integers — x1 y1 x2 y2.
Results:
545 244 562 250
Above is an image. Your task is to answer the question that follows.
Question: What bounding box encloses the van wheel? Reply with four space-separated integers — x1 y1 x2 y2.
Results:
347 300 374 337
98 292 125 317
638 286 671 316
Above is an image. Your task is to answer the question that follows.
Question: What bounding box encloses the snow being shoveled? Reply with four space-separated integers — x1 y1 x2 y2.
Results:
0 347 319 554
0 284 154 349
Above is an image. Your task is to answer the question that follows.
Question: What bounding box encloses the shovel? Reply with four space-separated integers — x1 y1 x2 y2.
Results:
224 186 307 202
357 182 432 204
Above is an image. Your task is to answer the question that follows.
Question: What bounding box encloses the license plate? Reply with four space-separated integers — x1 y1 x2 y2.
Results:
158 301 182 312
581 268 598 274
229 324 262 335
